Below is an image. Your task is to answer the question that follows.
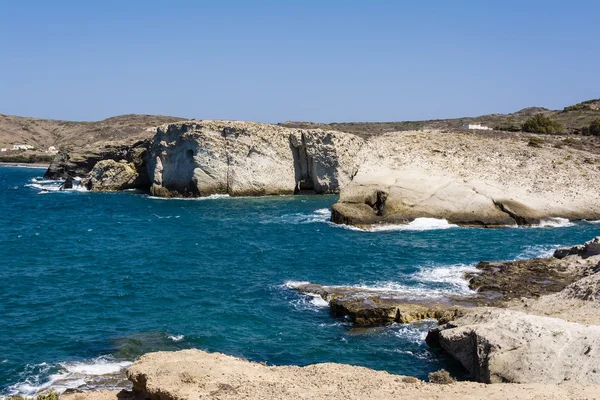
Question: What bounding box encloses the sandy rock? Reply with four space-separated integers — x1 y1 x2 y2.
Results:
146 121 363 197
84 160 138 191
427 308 600 384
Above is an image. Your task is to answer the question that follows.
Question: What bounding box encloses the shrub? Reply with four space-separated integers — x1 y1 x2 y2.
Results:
522 114 563 134
527 137 545 148
589 119 600 136
428 369 456 384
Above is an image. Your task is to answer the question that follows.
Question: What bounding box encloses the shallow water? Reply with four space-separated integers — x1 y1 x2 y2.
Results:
1 165 599 394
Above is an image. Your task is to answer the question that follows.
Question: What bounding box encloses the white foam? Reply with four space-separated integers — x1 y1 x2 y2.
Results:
147 194 230 201
283 280 310 289
25 177 88 193
536 217 575 228
589 220 600 224
277 208 331 224
168 335 184 342
413 264 478 295
6 356 131 396
307 293 329 307
331 218 458 233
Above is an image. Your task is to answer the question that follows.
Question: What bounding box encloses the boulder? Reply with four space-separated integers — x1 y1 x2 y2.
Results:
84 160 139 191
554 237 600 259
427 308 600 384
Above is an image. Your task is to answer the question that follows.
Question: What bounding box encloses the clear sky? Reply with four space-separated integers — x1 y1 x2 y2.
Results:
0 0 598 122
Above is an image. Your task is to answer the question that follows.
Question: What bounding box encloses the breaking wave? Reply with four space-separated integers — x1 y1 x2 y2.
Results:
6 356 131 396
536 217 575 228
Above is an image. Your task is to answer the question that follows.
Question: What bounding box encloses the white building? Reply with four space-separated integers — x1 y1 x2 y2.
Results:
462 123 492 131
12 144 34 151
0 148 7 152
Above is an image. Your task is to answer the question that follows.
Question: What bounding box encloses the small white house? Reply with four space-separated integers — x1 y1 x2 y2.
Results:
0 148 7 152
462 123 492 131
46 146 58 154
12 144 34 151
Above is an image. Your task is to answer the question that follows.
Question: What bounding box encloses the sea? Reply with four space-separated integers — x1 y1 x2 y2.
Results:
1 165 599 395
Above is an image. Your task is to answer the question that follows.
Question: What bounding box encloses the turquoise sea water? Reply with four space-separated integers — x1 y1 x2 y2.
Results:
1 165 599 395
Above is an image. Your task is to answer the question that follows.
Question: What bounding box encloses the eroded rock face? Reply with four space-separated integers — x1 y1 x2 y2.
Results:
146 121 363 197
84 160 139 191
427 308 600 384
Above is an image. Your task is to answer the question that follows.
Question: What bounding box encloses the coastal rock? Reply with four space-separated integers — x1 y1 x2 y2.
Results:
44 140 150 186
554 236 600 259
64 349 600 400
84 160 139 191
427 308 600 384
146 121 364 197
331 131 600 227
294 283 469 325
467 248 600 303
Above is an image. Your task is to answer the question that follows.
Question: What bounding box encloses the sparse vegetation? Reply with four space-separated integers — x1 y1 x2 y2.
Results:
428 369 455 384
563 99 600 112
527 137 545 148
588 119 600 136
522 114 563 134
6 390 58 400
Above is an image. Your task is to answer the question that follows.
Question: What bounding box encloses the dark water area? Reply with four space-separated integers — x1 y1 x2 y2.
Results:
1 165 599 394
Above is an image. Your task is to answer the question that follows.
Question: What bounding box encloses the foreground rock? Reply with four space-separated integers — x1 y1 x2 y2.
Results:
427 307 600 384
295 283 473 325
62 349 600 400
331 131 600 227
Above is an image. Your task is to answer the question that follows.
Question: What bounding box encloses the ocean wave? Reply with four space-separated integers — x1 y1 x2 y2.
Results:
276 208 331 224
284 264 476 309
281 281 330 312
146 194 231 201
6 356 131 396
535 217 575 228
331 218 459 233
514 244 561 260
24 177 87 193
168 335 184 342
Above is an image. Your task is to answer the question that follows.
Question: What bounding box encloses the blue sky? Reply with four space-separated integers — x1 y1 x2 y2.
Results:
0 1 598 122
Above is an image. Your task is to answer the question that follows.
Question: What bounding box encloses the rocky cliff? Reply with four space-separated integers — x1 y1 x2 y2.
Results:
46 120 600 226
146 121 363 197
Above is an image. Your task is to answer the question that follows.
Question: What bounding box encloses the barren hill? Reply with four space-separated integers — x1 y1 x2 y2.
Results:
0 113 187 150
280 99 600 137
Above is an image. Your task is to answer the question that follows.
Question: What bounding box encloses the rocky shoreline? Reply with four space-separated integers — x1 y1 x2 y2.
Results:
53 238 600 399
43 120 600 228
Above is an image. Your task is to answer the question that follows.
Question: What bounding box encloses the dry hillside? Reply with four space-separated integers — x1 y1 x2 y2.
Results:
0 114 187 150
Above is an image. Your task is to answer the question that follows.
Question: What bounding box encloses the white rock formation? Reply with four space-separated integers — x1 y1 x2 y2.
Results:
146 121 363 197
428 307 600 384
